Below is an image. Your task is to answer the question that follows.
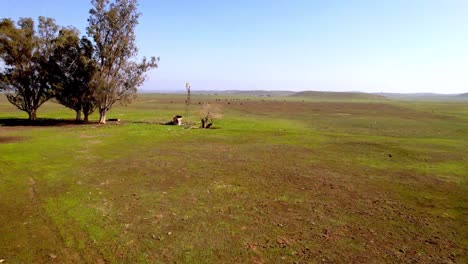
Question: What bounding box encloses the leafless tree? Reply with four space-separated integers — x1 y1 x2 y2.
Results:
199 103 223 128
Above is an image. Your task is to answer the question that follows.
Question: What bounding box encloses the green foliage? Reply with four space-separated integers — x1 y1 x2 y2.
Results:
0 17 60 120
50 28 97 122
1 0 158 123
87 0 158 124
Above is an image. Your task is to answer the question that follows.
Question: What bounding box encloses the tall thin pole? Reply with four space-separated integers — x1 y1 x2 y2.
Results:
185 82 191 125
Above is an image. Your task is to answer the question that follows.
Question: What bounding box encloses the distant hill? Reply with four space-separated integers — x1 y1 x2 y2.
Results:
291 91 388 100
194 90 387 99
222 90 296 97
140 90 468 101
381 93 468 101
191 90 296 97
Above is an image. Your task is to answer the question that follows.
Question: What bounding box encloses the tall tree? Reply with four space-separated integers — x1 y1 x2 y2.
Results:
87 0 158 124
51 28 97 122
0 17 59 120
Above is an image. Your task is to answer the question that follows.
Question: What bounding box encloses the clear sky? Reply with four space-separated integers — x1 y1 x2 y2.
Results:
1 0 467 93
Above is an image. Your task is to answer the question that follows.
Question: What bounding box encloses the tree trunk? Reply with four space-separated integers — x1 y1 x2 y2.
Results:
28 109 37 121
75 110 82 122
201 119 206 128
98 108 107 124
83 113 89 123
82 103 93 124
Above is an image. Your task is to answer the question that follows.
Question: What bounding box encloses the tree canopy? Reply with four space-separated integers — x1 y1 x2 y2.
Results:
0 0 158 123
50 28 97 122
87 0 158 124
0 17 59 120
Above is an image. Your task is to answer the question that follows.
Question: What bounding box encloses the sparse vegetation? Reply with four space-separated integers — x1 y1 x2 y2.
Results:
1 93 466 263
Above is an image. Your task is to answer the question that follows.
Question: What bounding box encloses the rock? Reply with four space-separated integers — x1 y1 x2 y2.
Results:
49 254 57 259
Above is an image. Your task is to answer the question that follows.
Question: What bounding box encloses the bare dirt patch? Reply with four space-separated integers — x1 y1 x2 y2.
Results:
0 136 24 144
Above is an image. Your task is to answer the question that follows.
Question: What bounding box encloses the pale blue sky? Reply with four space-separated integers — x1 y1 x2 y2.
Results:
1 0 467 93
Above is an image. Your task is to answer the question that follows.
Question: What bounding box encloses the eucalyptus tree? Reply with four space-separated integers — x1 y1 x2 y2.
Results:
87 0 158 124
51 28 97 122
0 17 59 120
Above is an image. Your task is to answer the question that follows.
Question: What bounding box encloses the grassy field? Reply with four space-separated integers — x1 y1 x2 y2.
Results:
0 93 467 263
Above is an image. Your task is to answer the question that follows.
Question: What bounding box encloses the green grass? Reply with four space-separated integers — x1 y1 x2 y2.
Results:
0 94 467 263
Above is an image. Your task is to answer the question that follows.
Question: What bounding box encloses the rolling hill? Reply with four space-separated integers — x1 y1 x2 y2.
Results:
290 91 388 100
